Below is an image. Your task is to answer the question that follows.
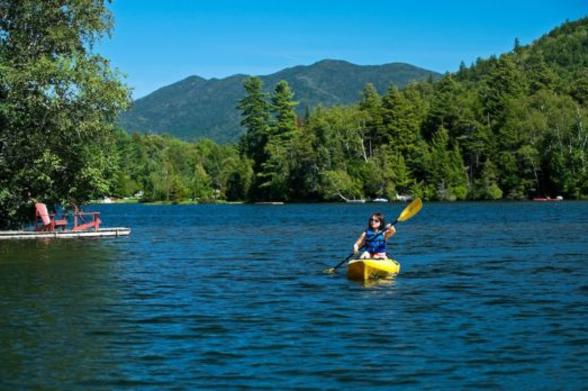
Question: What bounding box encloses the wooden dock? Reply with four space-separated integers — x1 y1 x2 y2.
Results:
0 227 131 240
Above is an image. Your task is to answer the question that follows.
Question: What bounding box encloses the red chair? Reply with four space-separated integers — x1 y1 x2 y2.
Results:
72 205 101 231
35 203 68 231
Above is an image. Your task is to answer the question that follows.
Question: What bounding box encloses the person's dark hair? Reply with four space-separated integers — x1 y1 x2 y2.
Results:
367 212 385 230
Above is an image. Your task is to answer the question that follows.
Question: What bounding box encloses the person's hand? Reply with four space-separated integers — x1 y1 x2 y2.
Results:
385 224 396 236
353 243 359 255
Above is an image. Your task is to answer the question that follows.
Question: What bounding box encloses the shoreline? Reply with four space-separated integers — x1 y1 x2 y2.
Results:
90 198 588 206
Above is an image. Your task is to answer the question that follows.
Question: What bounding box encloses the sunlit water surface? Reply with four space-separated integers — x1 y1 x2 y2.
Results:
1 202 587 389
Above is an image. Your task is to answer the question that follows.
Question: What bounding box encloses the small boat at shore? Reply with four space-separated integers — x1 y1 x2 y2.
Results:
347 258 400 281
533 196 563 202
395 194 413 202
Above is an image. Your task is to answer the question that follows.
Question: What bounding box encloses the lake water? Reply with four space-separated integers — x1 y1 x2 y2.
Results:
1 202 587 389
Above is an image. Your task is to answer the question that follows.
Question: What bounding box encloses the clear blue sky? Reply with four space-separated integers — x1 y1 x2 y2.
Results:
97 0 587 99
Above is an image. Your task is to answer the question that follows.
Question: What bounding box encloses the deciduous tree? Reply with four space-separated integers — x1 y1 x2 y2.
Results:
0 0 130 228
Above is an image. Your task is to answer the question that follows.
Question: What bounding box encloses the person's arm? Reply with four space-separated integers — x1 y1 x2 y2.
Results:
353 232 366 254
384 224 396 240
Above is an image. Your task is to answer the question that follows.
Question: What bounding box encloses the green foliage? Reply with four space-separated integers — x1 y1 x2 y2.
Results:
424 127 468 200
112 133 252 203
471 160 503 200
372 146 412 198
0 0 130 228
320 169 363 201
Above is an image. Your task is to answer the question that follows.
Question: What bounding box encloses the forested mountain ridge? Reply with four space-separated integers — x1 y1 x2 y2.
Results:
118 60 440 143
456 16 588 87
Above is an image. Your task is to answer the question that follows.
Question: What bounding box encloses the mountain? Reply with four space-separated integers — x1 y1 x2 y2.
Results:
119 60 441 143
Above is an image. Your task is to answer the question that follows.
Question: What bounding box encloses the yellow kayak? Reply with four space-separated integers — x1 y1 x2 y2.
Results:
347 258 401 281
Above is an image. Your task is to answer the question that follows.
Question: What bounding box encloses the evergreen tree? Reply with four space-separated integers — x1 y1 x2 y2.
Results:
270 80 298 139
480 55 527 130
513 37 522 53
358 83 383 157
238 77 271 199
526 53 558 93
381 85 423 162
457 61 468 79
423 75 463 140
258 80 298 200
238 77 270 166
426 127 468 200
570 69 588 105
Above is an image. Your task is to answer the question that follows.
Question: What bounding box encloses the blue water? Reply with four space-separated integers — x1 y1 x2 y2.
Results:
1 202 587 389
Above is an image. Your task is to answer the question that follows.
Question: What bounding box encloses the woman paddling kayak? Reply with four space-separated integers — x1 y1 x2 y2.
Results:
353 212 396 259
324 199 422 274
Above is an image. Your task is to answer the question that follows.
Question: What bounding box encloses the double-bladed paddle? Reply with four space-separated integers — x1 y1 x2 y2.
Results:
323 197 423 274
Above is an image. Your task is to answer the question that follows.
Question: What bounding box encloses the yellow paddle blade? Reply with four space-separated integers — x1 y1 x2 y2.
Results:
397 198 422 222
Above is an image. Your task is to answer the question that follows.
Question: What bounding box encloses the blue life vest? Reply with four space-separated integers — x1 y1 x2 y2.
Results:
365 228 386 254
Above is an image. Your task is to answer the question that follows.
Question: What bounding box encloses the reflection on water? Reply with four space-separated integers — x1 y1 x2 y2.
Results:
1 202 587 389
360 276 397 289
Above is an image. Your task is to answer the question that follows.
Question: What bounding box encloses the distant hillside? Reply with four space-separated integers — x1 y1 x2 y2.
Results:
119 60 440 143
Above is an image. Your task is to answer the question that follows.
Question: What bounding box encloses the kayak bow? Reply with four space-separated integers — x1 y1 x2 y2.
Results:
347 258 400 281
